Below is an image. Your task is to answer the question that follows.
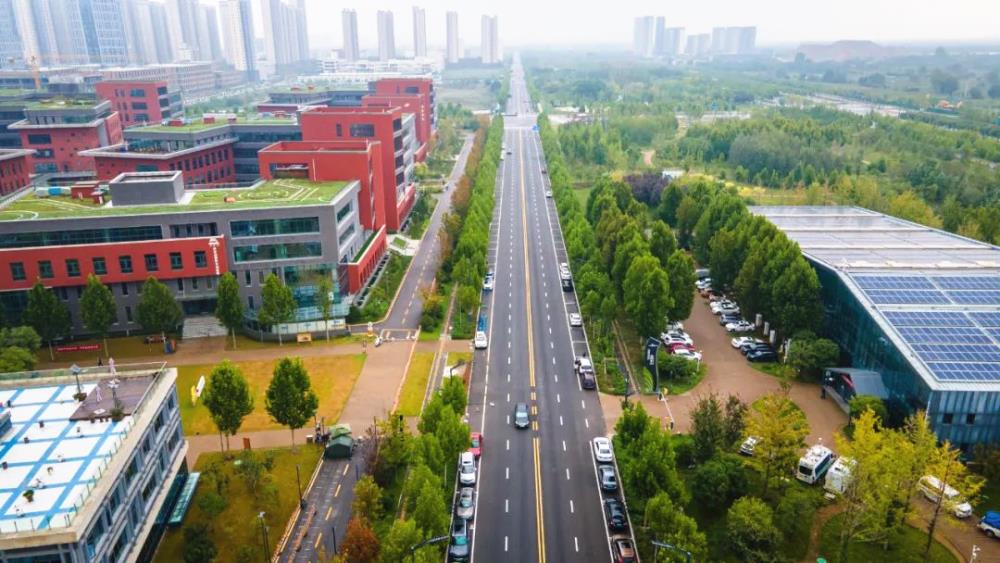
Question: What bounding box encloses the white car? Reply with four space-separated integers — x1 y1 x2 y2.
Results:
592 437 614 463
726 321 755 333
569 313 583 327
710 299 737 313
483 274 494 291
695 278 712 290
661 331 693 346
459 451 477 485
545 190 553 198
731 336 760 349
739 436 760 456
673 349 702 361
919 475 973 518
474 331 488 349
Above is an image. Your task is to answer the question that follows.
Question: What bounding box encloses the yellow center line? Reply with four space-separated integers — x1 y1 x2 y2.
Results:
334 483 341 497
325 506 332 520
314 532 322 549
519 127 546 563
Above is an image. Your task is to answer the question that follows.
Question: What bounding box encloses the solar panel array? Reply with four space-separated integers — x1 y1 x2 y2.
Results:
871 276 1000 383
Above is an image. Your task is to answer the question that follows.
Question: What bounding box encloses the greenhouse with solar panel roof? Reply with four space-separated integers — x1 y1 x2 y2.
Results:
752 206 1000 448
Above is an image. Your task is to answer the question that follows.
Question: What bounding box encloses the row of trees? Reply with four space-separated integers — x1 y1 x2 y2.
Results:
437 116 504 338
337 376 471 562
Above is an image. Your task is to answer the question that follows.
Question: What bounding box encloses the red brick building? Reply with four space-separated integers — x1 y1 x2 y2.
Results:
298 106 418 232
0 149 34 195
10 99 123 175
95 80 184 128
84 140 237 188
361 94 430 161
370 77 436 148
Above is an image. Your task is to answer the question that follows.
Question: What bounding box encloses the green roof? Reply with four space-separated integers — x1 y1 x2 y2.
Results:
24 98 100 110
0 179 350 222
136 116 298 133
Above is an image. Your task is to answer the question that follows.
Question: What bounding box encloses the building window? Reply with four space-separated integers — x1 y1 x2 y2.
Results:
125 306 132 322
177 278 184 291
194 250 207 268
248 295 254 310
170 252 183 270
942 413 954 424
121 282 129 296
131 101 148 110
192 277 199 290
144 254 158 272
130 88 146 97
233 242 322 262
93 257 107 275
9 262 25 281
38 260 53 279
244 270 251 286
27 133 51 144
339 224 356 245
119 255 133 274
66 259 80 277
966 413 976 425
336 124 342 137
337 202 353 221
350 123 375 138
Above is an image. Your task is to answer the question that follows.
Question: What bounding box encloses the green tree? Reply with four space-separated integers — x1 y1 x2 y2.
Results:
723 394 749 450
889 190 942 228
202 360 254 452
786 336 840 378
691 454 748 508
434 404 470 483
771 258 823 337
690 394 725 463
351 475 384 523
0 346 35 372
0 326 40 351
617 421 687 512
264 357 319 447
923 441 984 558
644 492 708 562
23 281 71 360
79 275 115 355
137 276 183 341
623 254 672 338
848 395 888 425
182 522 217 563
380 518 424 563
708 229 742 291
234 449 267 496
747 386 809 497
258 273 295 345
664 250 695 322
440 375 467 414
649 220 678 267
412 480 449 536
214 272 244 349
727 497 781 563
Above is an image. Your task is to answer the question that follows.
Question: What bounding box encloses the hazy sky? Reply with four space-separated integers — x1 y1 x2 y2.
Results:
291 0 1000 53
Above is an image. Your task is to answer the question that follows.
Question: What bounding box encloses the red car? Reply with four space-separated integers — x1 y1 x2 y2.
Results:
469 432 483 459
669 342 695 353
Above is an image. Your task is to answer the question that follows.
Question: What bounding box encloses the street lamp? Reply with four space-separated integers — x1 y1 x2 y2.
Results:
652 539 693 563
70 364 83 400
257 511 270 563
295 465 304 508
408 535 449 561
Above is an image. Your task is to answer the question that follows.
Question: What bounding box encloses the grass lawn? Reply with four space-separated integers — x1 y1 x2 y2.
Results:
447 352 472 368
418 326 442 341
36 335 178 366
818 513 958 563
391 237 408 249
225 332 360 351
750 361 798 380
397 352 435 416
153 446 323 563
178 354 365 435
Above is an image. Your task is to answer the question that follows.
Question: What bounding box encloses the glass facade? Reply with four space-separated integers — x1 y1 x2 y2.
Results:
0 226 163 250
230 217 320 237
233 242 322 262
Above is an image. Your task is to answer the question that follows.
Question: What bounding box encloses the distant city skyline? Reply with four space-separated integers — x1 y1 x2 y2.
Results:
299 0 1000 51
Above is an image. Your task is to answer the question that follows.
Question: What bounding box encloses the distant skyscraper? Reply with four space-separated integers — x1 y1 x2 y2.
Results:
711 26 726 53
663 27 684 56
79 0 131 65
341 8 359 61
632 16 655 58
196 4 223 61
737 26 756 54
480 14 498 64
445 11 459 64
258 0 308 76
165 0 201 61
377 10 395 61
220 0 255 76
412 6 426 58
653 16 665 55
686 33 711 57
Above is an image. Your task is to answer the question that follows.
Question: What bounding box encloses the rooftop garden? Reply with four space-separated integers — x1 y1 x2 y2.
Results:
136 115 297 133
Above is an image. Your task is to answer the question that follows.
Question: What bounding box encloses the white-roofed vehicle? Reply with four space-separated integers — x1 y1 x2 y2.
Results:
796 444 836 484
824 457 855 495
919 475 973 518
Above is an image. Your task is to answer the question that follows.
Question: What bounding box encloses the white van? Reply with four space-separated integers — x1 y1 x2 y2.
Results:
919 475 973 518
796 444 835 484
824 457 855 495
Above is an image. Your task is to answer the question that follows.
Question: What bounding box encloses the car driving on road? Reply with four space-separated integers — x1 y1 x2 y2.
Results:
469 432 483 459
514 402 530 429
474 331 488 349
593 436 614 463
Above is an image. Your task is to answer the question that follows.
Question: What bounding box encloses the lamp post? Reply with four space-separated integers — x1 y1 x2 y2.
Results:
295 465 304 508
257 511 270 563
70 364 83 399
652 539 693 563
408 535 449 561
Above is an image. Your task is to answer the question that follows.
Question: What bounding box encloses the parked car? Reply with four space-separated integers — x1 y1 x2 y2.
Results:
569 312 583 327
660 331 693 346
740 341 773 355
576 356 596 390
726 320 756 333
449 517 470 561
978 511 1000 538
545 190 553 198
739 436 760 456
474 331 488 349
718 304 741 316
455 487 475 520
695 278 712 290
604 498 628 531
673 349 703 361
612 537 637 563
710 299 737 314
593 436 614 463
919 475 973 518
469 432 483 459
665 321 684 332
483 271 495 291
458 451 476 485
669 342 696 353
598 465 618 492
514 402 530 429
731 336 762 349
719 313 742 326
747 349 779 362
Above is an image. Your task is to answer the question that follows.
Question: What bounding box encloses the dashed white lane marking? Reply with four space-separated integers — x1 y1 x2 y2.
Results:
508 356 511 365
559 415 564 426
507 392 510 402
565 468 570 480
506 467 510 479
570 500 575 513
505 537 508 552
506 439 510 451
575 537 580 552
505 499 509 513
552 357 556 365
556 394 561 403
581 400 586 409
585 418 590 429
550 342 554 349
554 374 558 382
549 327 552 334
507 373 510 382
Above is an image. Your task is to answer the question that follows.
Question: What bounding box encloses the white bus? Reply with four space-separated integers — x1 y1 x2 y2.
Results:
797 444 835 484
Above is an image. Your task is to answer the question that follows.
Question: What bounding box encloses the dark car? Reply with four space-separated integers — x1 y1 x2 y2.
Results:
741 341 773 355
747 349 780 362
449 517 470 561
604 498 628 531
598 465 618 492
612 538 637 563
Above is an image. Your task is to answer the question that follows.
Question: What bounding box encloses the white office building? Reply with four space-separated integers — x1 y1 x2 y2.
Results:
445 10 459 64
341 8 359 62
220 0 255 76
413 6 426 58
480 14 499 64
377 10 396 61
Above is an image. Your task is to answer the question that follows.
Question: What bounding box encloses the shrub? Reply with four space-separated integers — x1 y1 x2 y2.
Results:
692 454 749 508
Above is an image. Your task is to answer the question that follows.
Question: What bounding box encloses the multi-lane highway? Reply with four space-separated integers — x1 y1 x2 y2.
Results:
467 55 633 563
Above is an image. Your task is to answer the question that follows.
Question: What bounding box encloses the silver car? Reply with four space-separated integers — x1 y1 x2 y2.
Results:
455 487 475 520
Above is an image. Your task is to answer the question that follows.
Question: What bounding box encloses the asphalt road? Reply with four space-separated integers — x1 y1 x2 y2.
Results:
467 55 632 563
383 133 476 332
275 457 361 563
